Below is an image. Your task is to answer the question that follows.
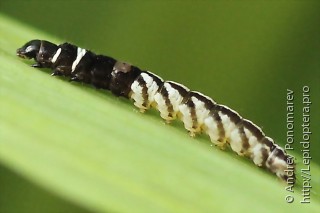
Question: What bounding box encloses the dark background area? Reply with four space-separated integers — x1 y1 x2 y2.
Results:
1 0 319 212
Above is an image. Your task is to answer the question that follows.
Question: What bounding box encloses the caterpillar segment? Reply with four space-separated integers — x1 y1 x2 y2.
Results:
16 39 296 184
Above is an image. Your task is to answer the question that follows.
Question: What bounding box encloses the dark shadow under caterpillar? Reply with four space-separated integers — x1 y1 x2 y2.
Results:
16 39 296 184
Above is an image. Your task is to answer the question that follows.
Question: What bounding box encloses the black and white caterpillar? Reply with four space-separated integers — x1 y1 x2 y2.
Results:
17 39 296 184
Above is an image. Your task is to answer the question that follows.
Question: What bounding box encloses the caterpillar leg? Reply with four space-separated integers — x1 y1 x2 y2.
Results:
51 70 63 76
213 138 228 150
188 130 197 138
31 63 43 68
70 76 81 82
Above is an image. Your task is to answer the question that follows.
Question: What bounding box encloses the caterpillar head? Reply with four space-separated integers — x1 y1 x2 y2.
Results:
16 40 41 59
17 40 59 68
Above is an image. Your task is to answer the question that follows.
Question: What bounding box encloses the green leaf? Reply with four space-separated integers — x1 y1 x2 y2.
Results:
0 14 319 213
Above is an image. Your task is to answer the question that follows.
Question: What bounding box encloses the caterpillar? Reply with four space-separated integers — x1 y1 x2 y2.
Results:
16 39 296 184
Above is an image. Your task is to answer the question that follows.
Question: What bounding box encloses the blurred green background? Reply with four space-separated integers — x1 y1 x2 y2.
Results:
1 0 319 212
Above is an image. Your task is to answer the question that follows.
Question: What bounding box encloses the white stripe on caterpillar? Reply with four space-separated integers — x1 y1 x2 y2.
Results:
51 48 61 63
130 72 164 112
154 81 189 122
179 92 214 137
142 72 163 108
130 79 146 111
72 47 87 72
204 113 225 148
